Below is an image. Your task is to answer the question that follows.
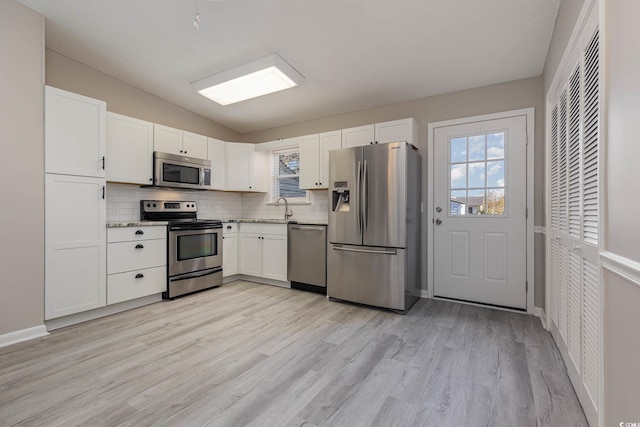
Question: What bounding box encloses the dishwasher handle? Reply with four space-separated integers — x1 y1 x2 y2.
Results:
289 225 326 232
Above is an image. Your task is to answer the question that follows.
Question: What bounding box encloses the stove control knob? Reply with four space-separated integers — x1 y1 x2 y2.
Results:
146 203 150 207
153 203 157 207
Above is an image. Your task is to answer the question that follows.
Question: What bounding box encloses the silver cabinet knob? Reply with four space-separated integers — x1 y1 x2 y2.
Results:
435 219 442 225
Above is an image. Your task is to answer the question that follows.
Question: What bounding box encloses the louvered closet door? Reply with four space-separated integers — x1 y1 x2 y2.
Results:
546 9 600 426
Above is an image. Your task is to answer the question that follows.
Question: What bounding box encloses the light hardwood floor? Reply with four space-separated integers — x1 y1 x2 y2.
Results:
0 281 588 426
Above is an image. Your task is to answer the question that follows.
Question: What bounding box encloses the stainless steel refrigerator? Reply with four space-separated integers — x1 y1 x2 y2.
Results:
327 141 421 312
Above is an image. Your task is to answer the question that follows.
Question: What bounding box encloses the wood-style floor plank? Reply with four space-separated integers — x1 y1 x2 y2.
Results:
0 281 588 426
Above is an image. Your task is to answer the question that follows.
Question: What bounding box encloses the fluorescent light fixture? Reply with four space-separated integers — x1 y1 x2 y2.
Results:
191 54 304 106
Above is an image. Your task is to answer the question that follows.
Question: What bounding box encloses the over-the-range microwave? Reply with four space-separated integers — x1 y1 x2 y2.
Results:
152 151 211 190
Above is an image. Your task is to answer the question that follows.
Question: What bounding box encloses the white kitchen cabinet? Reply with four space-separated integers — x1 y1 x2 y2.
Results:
45 174 106 320
300 130 342 189
153 124 208 159
238 224 287 281
342 118 417 148
45 86 106 178
106 112 154 185
107 226 167 305
222 223 238 277
342 124 374 148
208 138 227 190
226 143 268 192
374 118 418 145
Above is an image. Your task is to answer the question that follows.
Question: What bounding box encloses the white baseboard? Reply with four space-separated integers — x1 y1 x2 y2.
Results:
0 325 48 348
232 275 291 288
46 294 162 331
535 307 547 329
420 289 429 299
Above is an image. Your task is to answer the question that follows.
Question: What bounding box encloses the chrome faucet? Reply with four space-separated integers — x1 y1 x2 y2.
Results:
275 197 293 220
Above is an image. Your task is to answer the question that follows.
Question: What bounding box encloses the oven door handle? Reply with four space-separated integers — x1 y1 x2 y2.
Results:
170 267 223 282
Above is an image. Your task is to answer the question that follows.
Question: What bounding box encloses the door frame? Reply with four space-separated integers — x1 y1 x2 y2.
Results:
427 108 535 314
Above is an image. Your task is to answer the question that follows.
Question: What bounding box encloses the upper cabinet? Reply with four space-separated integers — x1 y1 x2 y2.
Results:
106 112 154 185
153 124 208 159
341 118 418 148
45 86 106 178
207 138 227 191
226 143 268 192
300 130 342 189
342 124 374 148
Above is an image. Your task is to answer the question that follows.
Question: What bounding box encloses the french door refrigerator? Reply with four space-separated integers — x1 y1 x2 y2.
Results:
327 141 421 312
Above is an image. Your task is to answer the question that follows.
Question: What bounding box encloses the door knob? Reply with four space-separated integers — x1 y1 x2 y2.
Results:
435 206 442 213
435 219 442 225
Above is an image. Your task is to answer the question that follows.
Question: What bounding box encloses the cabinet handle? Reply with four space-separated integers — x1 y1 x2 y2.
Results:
102 186 105 199
226 225 232 229
102 156 105 170
184 150 187 154
135 273 144 279
135 244 144 249
135 230 144 235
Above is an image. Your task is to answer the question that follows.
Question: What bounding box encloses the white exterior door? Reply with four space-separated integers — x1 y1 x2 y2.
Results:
433 115 528 309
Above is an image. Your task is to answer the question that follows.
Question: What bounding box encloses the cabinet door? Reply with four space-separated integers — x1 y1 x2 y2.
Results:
239 233 262 276
222 233 238 277
299 134 320 189
374 118 417 145
251 150 269 192
319 130 342 188
45 174 106 320
106 112 154 185
342 124 374 148
45 86 106 177
153 124 182 155
182 131 208 159
208 138 227 190
226 143 254 191
262 234 288 281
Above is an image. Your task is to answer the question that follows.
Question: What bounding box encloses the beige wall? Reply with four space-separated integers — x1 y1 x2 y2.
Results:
0 1 45 335
242 77 545 303
604 0 640 424
543 0 586 93
46 50 241 142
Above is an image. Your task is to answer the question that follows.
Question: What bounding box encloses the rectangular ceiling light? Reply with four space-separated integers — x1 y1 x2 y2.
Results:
191 53 304 106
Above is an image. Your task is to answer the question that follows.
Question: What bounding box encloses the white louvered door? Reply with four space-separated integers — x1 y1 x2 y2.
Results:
546 6 600 426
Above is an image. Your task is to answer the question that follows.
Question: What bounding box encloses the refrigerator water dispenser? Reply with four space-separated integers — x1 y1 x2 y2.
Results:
332 181 350 212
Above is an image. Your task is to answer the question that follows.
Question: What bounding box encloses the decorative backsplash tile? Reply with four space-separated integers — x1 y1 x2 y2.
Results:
106 183 328 222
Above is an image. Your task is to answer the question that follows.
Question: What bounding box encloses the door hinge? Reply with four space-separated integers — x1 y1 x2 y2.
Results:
525 134 529 145
525 207 528 219
526 280 529 293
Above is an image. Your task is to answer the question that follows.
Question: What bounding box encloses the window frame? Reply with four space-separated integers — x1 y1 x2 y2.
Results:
270 147 309 204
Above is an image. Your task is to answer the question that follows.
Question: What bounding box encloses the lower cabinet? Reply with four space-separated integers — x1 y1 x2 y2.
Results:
45 174 106 320
238 224 287 282
222 223 238 277
107 226 167 305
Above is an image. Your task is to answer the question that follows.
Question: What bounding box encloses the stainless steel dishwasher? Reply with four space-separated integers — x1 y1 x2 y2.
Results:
287 223 327 294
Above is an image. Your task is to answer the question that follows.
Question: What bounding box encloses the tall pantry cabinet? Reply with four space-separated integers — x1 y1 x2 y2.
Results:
44 86 107 320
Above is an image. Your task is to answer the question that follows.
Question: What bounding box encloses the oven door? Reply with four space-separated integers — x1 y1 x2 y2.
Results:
169 227 222 276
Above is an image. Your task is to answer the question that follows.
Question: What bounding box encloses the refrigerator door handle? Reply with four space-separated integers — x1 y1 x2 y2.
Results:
362 160 368 235
332 245 397 255
356 160 362 235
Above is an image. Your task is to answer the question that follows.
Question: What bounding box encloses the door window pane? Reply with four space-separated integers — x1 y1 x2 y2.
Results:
487 161 505 187
487 133 505 159
451 137 467 163
448 131 507 217
468 135 485 161
451 164 466 189
468 162 485 188
467 190 486 215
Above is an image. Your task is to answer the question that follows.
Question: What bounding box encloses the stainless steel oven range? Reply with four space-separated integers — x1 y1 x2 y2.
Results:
141 200 222 298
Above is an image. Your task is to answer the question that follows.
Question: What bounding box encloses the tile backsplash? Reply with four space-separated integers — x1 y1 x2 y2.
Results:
106 183 329 222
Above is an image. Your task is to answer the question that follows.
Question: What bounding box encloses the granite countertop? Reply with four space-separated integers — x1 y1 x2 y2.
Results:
106 221 169 228
219 218 328 226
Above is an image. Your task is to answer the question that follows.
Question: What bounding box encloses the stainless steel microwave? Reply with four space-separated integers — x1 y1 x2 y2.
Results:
153 151 211 190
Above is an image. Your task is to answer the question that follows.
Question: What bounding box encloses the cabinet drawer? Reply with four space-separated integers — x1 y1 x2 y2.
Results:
223 223 237 234
108 239 166 274
107 266 166 305
108 226 166 243
239 223 287 235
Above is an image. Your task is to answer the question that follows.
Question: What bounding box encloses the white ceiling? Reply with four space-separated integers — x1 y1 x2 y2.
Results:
17 0 560 134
